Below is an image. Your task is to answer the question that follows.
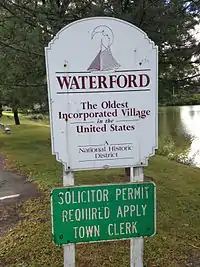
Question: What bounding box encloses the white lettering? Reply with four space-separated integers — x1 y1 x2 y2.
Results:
75 209 81 221
104 207 110 219
127 188 133 200
86 225 100 238
136 205 141 216
126 222 131 234
79 226 85 238
123 205 129 216
74 226 78 239
116 205 146 218
120 222 125 234
132 221 137 233
108 224 113 236
58 192 64 205
116 189 121 200
142 204 147 216
62 210 68 222
122 188 127 200
117 206 123 218
81 191 86 203
65 192 71 204
107 222 138 236
61 207 110 222
59 189 110 205
91 208 98 219
103 189 109 201
130 205 136 216
73 225 100 239
115 187 149 201
145 187 149 199
135 188 140 199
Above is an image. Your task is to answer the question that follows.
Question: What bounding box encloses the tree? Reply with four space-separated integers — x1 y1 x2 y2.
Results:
0 3 48 124
0 103 2 118
0 0 199 125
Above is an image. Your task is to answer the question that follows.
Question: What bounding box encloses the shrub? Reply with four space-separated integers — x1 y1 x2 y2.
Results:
157 136 195 166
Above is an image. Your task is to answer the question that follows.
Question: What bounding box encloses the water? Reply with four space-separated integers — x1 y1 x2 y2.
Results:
159 105 200 167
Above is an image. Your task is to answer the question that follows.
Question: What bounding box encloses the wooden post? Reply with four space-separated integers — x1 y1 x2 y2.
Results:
63 167 75 267
130 167 144 267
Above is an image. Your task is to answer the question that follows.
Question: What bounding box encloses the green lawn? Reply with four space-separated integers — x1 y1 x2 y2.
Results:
0 115 200 267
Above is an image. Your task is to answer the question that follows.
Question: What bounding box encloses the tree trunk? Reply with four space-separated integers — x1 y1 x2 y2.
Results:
125 167 130 177
12 107 20 125
0 103 2 118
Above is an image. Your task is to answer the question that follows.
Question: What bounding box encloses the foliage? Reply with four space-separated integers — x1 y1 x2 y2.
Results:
157 135 195 166
0 0 200 110
161 93 200 106
26 113 50 124
0 6 47 111
157 136 176 156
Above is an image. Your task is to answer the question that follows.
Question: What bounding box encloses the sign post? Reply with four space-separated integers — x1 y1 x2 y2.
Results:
130 167 144 267
62 168 75 267
45 16 158 267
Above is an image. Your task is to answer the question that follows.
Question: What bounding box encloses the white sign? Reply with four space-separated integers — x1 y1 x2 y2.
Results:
45 17 158 171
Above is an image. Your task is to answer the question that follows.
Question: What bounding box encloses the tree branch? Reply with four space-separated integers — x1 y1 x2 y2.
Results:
0 83 46 87
177 73 200 82
0 40 44 57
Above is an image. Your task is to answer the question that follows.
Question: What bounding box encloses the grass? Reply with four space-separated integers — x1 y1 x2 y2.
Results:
0 115 200 266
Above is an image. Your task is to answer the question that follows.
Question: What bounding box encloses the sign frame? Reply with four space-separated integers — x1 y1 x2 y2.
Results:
51 181 156 245
45 16 158 172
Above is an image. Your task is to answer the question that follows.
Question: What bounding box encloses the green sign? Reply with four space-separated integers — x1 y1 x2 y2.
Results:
51 182 156 245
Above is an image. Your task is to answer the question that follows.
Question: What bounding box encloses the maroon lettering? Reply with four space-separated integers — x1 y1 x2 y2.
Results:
98 75 108 88
79 76 88 89
117 75 128 88
139 74 150 87
70 76 80 89
128 74 138 88
56 72 151 90
56 76 71 89
89 76 97 89
109 75 117 88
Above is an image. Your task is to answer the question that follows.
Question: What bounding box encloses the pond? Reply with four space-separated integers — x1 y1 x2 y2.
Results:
159 105 200 167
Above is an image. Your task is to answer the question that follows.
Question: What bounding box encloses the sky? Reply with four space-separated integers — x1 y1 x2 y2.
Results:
194 24 200 72
194 24 200 41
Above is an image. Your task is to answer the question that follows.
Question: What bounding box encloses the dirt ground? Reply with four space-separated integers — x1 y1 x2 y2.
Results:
0 155 41 237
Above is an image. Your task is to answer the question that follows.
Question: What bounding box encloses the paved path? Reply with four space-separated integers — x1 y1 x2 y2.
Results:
0 162 40 236
0 169 37 201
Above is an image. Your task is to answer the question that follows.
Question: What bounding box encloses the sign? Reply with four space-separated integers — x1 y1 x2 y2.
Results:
45 17 158 171
51 182 156 245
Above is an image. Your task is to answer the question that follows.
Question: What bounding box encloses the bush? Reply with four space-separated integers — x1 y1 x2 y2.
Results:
157 136 176 156
161 94 200 106
25 113 50 124
27 114 45 121
157 136 195 166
